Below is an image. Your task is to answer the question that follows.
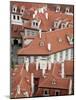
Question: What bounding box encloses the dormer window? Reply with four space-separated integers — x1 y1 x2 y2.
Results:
12 5 17 12
20 6 25 14
32 19 39 29
67 35 74 45
39 41 45 47
43 89 49 96
56 5 60 12
65 7 70 13
52 79 56 85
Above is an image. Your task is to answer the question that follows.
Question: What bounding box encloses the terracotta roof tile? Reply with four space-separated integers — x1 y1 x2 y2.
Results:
11 25 24 38
17 28 73 56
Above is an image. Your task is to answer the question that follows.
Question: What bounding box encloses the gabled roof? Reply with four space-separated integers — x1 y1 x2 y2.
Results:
17 28 73 56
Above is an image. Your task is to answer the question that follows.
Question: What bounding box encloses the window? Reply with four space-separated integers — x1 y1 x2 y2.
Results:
39 41 45 47
13 15 15 20
43 89 49 96
22 9 23 12
55 90 60 96
36 22 38 26
71 48 73 59
52 79 56 85
60 52 63 60
33 22 35 26
17 16 19 20
13 8 15 11
14 39 18 45
65 50 68 59
54 53 57 61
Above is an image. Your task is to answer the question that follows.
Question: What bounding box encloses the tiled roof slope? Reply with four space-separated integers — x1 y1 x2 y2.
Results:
17 28 73 56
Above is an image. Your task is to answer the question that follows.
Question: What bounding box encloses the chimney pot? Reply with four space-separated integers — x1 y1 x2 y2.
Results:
48 43 51 51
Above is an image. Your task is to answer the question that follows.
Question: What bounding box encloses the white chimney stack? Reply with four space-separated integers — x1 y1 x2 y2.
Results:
42 68 46 77
25 58 29 72
49 28 52 32
31 73 34 94
34 10 37 15
17 85 20 95
61 62 65 78
69 78 72 94
45 12 48 19
39 29 42 39
36 59 39 70
33 14 35 19
48 43 51 51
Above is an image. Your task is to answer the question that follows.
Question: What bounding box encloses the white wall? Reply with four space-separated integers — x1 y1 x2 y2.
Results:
11 14 23 25
24 29 38 36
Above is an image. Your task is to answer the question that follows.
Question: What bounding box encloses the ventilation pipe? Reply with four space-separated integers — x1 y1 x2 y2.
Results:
61 62 65 78
31 73 34 95
48 43 51 51
39 29 42 39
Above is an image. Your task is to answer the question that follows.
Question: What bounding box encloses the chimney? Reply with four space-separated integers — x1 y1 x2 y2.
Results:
61 62 65 78
48 61 51 70
39 29 42 39
33 14 35 19
17 85 20 95
31 73 34 95
49 28 52 32
36 59 39 70
48 43 51 51
69 78 72 94
38 20 41 26
45 12 48 19
42 68 46 77
34 10 37 15
24 58 29 72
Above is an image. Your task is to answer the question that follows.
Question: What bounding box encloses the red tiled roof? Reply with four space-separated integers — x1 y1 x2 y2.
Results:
17 28 73 56
38 72 70 89
64 60 74 76
11 25 24 38
23 9 73 31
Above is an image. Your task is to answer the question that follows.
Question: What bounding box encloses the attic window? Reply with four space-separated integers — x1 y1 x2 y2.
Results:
33 22 35 26
13 15 16 20
13 8 15 11
39 41 45 47
36 22 38 26
65 7 70 13
43 89 49 96
22 9 23 12
17 16 19 20
52 79 56 85
67 35 74 45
